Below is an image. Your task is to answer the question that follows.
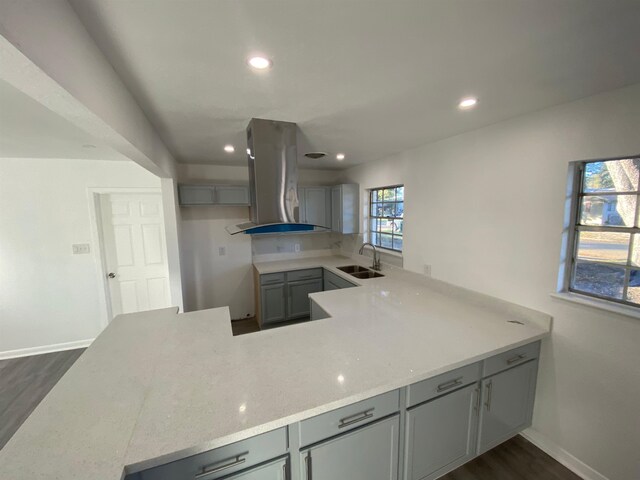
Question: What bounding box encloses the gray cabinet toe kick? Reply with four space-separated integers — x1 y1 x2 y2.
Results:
129 340 540 480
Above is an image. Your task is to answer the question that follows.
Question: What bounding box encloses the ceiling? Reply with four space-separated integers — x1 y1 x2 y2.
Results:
0 78 129 161
70 0 640 170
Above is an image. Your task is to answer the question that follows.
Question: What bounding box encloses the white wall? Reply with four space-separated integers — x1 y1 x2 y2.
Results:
178 164 341 317
0 158 161 357
341 83 640 480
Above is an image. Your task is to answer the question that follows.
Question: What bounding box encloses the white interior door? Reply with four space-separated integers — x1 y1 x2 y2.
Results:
99 193 171 317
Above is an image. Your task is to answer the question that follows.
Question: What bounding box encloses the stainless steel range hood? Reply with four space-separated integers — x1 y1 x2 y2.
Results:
227 118 325 235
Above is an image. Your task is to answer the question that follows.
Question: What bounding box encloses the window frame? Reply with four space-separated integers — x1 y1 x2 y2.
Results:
564 155 640 308
368 184 404 253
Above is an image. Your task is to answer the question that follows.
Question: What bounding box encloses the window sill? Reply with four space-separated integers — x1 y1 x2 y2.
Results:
376 247 403 258
550 292 640 320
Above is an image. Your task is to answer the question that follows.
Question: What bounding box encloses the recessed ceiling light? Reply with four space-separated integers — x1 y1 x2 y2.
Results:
336 153 345 161
224 145 235 153
458 97 478 110
247 56 272 70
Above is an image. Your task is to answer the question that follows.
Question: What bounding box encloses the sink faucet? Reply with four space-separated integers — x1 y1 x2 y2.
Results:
359 242 381 271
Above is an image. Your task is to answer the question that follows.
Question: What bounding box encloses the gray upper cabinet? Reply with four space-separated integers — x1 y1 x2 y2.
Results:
260 283 287 325
477 360 538 455
178 184 250 206
215 185 251 205
404 384 479 480
331 184 359 234
299 187 331 228
300 415 400 480
178 185 215 205
287 278 323 319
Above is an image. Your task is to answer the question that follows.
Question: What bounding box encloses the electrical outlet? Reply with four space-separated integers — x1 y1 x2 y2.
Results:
218 246 226 256
294 243 301 253
423 264 432 277
72 243 90 255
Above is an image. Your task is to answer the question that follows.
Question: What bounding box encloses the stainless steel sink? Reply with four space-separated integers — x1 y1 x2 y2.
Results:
337 265 384 279
351 270 385 279
337 265 371 274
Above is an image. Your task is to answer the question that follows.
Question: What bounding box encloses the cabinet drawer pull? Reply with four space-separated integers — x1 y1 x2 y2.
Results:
436 377 463 392
474 387 481 414
338 408 375 428
506 353 527 365
195 453 247 479
485 380 493 412
305 452 312 480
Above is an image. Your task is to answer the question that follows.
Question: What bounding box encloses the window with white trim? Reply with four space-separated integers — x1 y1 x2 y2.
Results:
566 156 640 306
369 185 404 252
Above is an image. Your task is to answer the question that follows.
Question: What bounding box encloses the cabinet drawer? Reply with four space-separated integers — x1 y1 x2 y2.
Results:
286 268 322 282
299 390 400 447
138 428 287 480
260 272 286 285
483 341 540 378
406 362 481 408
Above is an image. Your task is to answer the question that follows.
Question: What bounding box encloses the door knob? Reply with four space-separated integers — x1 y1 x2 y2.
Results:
107 272 116 279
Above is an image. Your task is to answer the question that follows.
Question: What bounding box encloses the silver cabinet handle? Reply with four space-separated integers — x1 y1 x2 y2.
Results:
338 408 374 428
474 387 481 414
195 453 247 479
507 353 527 365
304 452 312 480
437 377 463 392
485 380 493 412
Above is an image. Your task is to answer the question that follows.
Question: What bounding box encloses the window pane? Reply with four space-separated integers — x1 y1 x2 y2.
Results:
579 195 635 227
571 261 624 300
372 189 382 202
583 159 639 193
369 218 378 234
396 186 404 201
626 269 640 304
382 189 395 201
373 203 385 217
382 203 396 217
380 233 393 249
632 235 640 267
576 231 629 264
391 218 403 234
393 237 403 251
396 202 404 217
370 231 379 245
379 218 393 234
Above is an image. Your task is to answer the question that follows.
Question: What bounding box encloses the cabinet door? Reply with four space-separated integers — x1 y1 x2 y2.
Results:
287 279 323 319
215 186 250 205
301 415 399 480
404 384 479 480
303 187 330 228
331 186 342 232
222 456 288 480
179 185 215 205
477 360 538 454
260 284 286 325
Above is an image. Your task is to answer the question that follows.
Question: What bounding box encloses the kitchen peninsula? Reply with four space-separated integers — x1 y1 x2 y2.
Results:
0 255 551 480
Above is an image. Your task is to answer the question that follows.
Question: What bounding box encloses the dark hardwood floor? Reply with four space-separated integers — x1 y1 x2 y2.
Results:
0 348 84 449
0 348 582 479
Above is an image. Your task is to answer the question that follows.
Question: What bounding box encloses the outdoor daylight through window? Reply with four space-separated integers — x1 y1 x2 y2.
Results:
369 185 404 252
568 157 640 306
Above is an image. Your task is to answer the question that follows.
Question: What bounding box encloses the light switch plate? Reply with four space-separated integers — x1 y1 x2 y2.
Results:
72 243 91 255
218 246 226 256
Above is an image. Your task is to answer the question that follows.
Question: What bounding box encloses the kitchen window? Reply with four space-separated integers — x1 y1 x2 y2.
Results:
369 185 404 252
565 156 640 307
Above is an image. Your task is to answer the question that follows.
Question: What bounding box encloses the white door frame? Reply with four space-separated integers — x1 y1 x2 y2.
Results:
87 187 164 328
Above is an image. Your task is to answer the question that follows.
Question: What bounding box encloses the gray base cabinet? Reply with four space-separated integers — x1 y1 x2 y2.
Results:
301 415 399 480
260 284 287 325
287 279 323 319
404 384 478 480
222 457 288 480
477 360 538 454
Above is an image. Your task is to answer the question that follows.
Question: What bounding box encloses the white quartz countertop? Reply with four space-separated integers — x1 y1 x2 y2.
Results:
0 255 551 480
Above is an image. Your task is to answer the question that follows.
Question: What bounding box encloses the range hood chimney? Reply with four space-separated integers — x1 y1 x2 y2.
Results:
227 118 321 235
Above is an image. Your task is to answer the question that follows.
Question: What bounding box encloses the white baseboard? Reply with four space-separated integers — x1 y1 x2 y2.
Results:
522 428 609 480
0 338 94 360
